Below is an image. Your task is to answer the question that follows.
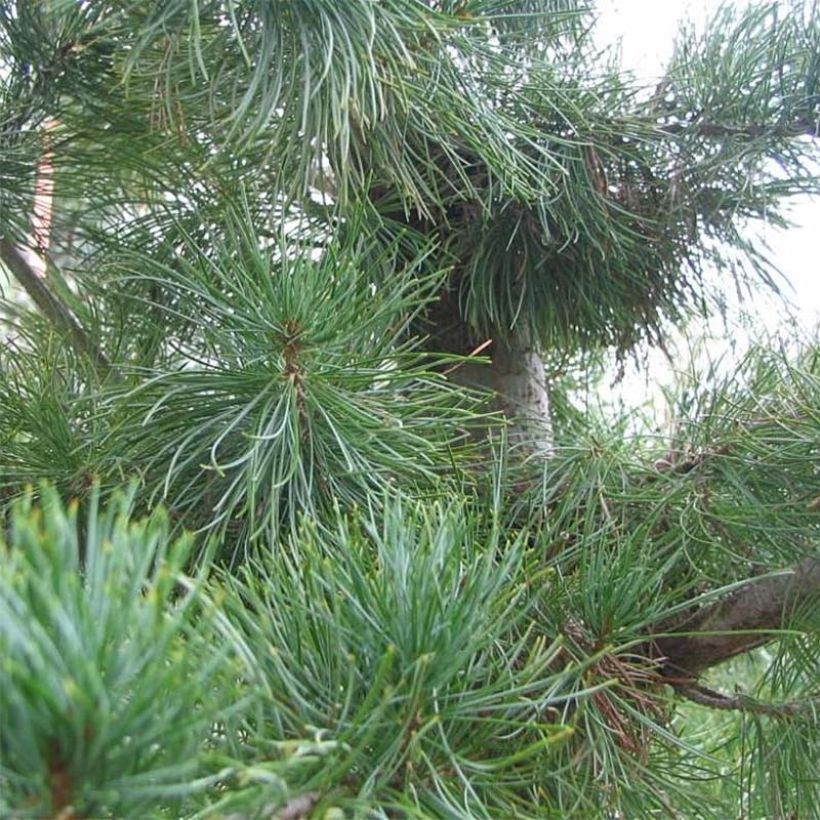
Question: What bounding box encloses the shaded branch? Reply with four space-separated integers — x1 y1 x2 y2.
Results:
653 556 820 677
0 237 111 377
676 681 819 719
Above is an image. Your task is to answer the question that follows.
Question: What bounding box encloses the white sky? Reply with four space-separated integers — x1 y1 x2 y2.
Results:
593 0 820 420
597 0 818 327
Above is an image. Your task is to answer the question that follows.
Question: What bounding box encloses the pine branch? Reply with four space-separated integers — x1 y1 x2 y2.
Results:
675 681 820 719
654 556 820 677
659 117 820 140
0 237 111 377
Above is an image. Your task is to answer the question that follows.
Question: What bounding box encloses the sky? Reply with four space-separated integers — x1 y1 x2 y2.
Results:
592 0 819 420
597 0 818 328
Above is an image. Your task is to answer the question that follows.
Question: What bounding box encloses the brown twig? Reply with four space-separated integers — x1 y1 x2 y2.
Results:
47 740 77 819
0 237 112 377
31 117 58 271
676 681 819 719
441 337 493 375
2 116 112 378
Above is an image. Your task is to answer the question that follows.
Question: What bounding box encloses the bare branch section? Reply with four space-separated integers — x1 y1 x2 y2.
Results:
0 238 111 376
29 117 58 276
1 118 112 378
660 117 820 140
676 682 820 719
654 557 820 677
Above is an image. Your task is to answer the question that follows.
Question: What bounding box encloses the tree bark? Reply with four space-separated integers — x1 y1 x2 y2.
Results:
653 556 820 678
468 335 552 457
423 289 552 456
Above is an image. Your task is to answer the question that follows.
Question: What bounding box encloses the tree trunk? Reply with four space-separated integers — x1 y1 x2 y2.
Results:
423 289 553 456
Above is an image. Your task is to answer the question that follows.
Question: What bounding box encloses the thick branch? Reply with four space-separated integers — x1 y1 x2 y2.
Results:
421 288 552 456
654 556 820 677
0 237 111 376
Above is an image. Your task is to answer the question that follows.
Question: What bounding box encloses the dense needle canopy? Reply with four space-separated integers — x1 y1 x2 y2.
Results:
1 1 820 818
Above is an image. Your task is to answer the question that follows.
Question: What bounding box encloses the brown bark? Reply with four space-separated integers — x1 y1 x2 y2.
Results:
654 556 820 678
2 117 111 378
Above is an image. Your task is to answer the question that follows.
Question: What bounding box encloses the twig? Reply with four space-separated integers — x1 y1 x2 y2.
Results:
441 337 493 375
2 116 113 379
274 793 321 819
31 117 58 274
659 118 819 141
676 681 819 719
651 444 732 475
0 237 112 377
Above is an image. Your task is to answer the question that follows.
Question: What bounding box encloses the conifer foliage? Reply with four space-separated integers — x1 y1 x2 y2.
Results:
1 1 820 816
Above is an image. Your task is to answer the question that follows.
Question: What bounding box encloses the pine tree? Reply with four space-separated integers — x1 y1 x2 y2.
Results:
1 1 820 817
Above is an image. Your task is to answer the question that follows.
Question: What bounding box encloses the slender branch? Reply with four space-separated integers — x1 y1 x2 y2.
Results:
659 117 819 141
31 117 58 275
650 444 732 475
676 681 820 718
653 557 820 677
0 237 111 377
2 118 112 378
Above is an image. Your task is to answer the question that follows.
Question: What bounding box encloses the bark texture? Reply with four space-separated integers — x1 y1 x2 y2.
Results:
654 556 820 677
473 335 552 457
422 288 552 455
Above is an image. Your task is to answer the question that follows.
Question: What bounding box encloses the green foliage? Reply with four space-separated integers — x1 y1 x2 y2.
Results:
0 386 818 817
2 421 820 816
0 328 105 501
3 1 817 352
104 208 474 546
0 486 247 818
217 496 572 817
0 200 480 555
2 0 820 816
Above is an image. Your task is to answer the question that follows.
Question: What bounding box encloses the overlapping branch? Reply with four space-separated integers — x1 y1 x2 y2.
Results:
0 238 111 376
653 556 820 677
676 681 819 718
